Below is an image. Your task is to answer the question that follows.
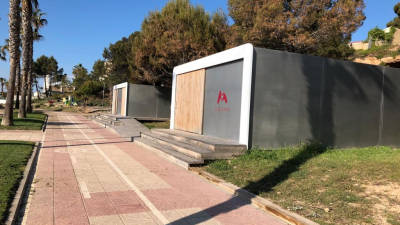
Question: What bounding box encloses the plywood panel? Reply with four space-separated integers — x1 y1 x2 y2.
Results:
112 89 117 114
174 69 205 134
121 87 127 116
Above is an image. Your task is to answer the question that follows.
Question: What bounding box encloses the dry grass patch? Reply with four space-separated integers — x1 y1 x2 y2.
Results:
204 144 400 225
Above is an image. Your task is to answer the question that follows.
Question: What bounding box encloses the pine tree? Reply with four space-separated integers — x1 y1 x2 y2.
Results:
228 0 366 59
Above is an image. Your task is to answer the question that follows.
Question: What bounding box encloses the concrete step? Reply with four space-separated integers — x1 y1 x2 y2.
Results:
151 129 247 152
135 138 204 169
94 117 113 125
112 121 122 126
94 116 122 126
141 132 212 159
99 114 117 121
142 132 244 160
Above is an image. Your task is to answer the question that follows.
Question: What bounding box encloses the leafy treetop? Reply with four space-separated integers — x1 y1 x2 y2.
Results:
228 0 366 59
131 0 229 87
387 2 400 28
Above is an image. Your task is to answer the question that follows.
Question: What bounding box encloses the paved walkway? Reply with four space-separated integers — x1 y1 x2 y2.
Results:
23 112 288 225
0 130 43 142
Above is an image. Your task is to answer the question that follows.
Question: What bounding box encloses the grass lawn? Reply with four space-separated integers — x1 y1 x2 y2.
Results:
0 141 34 223
204 143 400 225
0 112 46 130
142 121 170 129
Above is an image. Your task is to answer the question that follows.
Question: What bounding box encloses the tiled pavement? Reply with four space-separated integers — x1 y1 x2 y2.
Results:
23 112 289 225
0 130 43 142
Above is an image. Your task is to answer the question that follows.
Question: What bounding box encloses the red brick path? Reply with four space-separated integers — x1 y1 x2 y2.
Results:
23 112 288 225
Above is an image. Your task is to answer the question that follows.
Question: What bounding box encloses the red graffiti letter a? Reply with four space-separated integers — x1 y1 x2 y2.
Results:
217 90 228 104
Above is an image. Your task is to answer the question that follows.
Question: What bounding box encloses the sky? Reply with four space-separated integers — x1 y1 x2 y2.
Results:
0 0 398 82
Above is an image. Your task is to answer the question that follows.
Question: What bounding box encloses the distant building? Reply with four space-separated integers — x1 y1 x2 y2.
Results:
383 27 393 33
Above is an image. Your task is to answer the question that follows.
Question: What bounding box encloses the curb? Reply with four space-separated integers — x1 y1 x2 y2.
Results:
5 142 41 225
190 169 319 225
41 114 48 132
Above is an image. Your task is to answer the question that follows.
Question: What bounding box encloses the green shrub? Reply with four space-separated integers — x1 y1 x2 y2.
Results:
385 27 397 43
354 44 394 59
368 27 385 41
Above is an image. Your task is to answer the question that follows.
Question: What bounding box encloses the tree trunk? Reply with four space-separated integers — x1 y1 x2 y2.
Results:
109 85 113 105
26 41 33 113
48 78 52 96
2 0 21 126
18 0 32 119
43 75 48 97
15 59 21 109
35 76 40 100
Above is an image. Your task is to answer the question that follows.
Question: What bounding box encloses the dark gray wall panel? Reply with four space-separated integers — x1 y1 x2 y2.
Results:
381 67 400 146
251 47 392 149
251 48 324 148
126 84 171 119
322 60 383 147
155 87 172 118
128 84 157 118
203 60 243 142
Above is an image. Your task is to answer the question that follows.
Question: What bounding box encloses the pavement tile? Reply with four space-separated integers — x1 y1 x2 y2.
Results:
163 208 221 225
107 190 141 206
89 215 124 225
84 192 117 217
120 212 159 225
25 199 53 225
53 134 89 225
99 144 171 191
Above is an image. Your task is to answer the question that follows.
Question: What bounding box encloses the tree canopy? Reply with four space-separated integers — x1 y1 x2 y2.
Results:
131 0 229 87
387 2 400 28
368 27 386 41
72 64 89 90
33 55 58 76
75 80 102 105
228 0 365 58
82 0 368 95
103 32 139 86
91 59 106 80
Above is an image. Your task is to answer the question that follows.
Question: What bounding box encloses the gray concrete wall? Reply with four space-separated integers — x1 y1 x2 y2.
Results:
251 47 400 148
127 84 171 119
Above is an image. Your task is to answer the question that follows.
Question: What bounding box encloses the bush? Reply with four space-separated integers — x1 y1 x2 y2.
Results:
355 44 393 59
368 27 385 41
74 80 103 105
385 27 397 43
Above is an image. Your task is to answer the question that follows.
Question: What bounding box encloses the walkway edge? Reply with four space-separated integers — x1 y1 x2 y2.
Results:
6 142 40 225
41 114 49 132
190 169 319 225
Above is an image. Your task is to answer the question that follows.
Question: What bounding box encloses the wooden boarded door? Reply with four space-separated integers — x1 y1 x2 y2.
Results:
121 87 127 116
116 88 123 115
112 89 117 114
174 69 205 134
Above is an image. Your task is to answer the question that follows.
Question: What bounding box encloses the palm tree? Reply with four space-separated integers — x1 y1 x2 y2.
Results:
19 0 37 118
0 44 7 61
1 39 22 109
33 76 40 100
27 7 46 113
32 9 47 37
15 61 21 108
0 78 6 97
2 0 21 126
